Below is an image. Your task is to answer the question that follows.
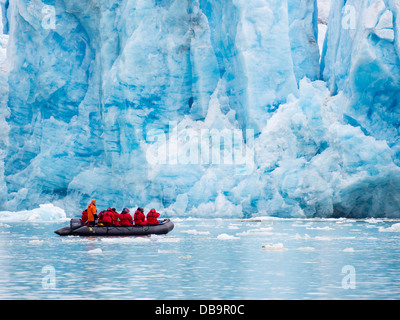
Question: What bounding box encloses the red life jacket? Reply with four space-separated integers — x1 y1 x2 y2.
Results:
147 209 160 225
120 211 133 226
134 210 147 225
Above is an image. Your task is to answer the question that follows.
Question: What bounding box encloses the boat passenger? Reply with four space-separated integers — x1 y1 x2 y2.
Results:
87 199 97 227
134 207 147 225
111 208 120 226
97 210 106 225
120 208 133 226
81 209 88 225
102 208 114 226
147 208 160 225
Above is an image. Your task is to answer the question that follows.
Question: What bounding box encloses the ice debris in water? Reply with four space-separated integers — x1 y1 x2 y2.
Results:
297 247 315 251
181 229 210 235
262 243 287 251
379 223 400 232
28 239 46 245
88 248 103 254
216 233 239 240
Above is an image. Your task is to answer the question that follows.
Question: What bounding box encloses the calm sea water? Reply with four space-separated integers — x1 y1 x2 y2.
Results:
0 217 400 299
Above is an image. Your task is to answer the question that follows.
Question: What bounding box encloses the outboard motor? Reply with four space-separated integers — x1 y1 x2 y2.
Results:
54 218 83 236
70 218 83 231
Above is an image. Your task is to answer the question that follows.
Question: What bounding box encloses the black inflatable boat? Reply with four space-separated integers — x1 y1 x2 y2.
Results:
55 218 174 236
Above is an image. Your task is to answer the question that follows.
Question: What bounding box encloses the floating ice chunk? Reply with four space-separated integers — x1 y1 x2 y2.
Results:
297 247 315 251
343 247 355 252
254 227 273 232
314 236 333 241
28 239 45 245
295 233 311 240
217 233 239 240
379 223 400 232
158 249 179 254
88 248 102 254
306 226 333 230
181 230 210 235
365 218 383 224
179 255 192 260
101 237 150 243
0 204 68 222
262 243 287 250
151 235 181 243
236 227 274 236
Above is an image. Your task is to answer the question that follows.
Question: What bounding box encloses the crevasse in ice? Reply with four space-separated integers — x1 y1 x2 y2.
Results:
0 0 399 218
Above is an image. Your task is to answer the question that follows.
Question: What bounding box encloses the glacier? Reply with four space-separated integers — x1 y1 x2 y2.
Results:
0 0 400 218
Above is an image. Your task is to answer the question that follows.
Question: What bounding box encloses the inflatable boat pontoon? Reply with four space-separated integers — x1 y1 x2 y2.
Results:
55 218 174 236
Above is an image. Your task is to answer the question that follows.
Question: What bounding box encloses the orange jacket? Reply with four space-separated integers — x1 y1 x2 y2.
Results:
87 203 97 222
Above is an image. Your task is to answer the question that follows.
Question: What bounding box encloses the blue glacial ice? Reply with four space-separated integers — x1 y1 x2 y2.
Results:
0 0 400 218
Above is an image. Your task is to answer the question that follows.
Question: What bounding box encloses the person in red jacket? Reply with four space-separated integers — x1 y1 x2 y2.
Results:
97 210 106 224
147 208 160 225
81 210 88 225
134 207 147 225
111 208 120 226
101 208 113 226
120 208 133 226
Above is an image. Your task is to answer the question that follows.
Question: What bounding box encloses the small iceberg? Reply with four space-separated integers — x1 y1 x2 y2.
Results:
297 247 315 251
217 233 239 240
28 239 46 245
88 248 103 254
379 223 400 232
0 204 68 222
262 243 287 251
181 229 210 235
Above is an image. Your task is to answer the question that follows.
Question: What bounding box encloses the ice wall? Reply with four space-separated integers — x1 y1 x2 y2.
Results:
321 0 400 160
318 0 400 217
1 0 400 218
0 0 319 213
0 0 8 207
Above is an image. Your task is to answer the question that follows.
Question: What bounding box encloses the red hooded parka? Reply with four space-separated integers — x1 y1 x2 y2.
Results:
147 209 160 225
134 209 147 225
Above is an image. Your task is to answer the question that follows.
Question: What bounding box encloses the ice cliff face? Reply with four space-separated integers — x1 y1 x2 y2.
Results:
0 0 8 208
318 0 400 217
322 0 400 159
0 0 399 218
